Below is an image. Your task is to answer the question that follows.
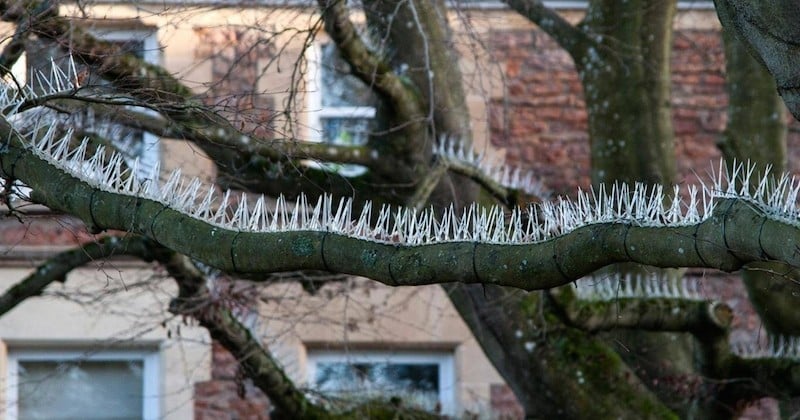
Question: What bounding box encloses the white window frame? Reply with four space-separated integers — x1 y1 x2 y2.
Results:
88 27 161 178
306 350 456 416
5 348 160 420
305 42 377 144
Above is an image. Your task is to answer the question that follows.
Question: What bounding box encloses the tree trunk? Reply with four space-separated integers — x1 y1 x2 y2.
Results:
718 22 796 417
719 23 796 333
577 1 702 417
445 1 697 417
446 285 676 418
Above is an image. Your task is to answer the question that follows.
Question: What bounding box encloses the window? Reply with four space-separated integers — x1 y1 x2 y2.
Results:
307 350 455 415
15 25 160 181
5 349 160 420
84 26 161 179
306 42 377 176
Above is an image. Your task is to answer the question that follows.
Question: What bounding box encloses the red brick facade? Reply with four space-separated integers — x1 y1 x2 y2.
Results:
488 29 590 195
489 27 800 195
194 342 272 420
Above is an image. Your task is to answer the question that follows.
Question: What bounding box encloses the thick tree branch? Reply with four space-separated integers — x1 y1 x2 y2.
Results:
317 0 423 123
550 286 734 388
551 289 732 335
502 0 591 58
713 0 800 120
3 118 800 291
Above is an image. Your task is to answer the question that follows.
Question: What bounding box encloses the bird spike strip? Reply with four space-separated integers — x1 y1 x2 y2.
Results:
1 56 79 116
6 57 800 289
733 335 800 360
573 272 704 301
10 121 800 246
0 56 800 245
26 102 800 245
435 136 548 198
1 56 547 200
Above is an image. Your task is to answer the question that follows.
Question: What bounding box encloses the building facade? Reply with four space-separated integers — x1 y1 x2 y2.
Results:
0 1 793 419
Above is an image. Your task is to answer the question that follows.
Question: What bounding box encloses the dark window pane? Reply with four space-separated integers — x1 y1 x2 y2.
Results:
315 362 440 410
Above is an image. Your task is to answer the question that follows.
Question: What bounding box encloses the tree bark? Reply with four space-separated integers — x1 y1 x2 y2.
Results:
713 0 800 120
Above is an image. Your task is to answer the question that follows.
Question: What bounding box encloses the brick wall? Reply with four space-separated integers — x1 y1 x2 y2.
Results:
488 29 589 196
194 342 272 420
489 27 800 195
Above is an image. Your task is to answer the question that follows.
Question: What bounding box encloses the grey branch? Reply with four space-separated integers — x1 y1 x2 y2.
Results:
552 288 733 334
502 0 591 58
0 236 154 316
318 0 424 123
47 98 380 167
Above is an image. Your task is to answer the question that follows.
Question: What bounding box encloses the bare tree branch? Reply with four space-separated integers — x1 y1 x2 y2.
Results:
441 156 526 207
163 254 330 418
409 161 447 210
317 0 424 123
0 235 154 316
502 0 591 58
4 117 800 292
551 289 733 335
160 245 437 418
0 231 329 417
46 98 380 167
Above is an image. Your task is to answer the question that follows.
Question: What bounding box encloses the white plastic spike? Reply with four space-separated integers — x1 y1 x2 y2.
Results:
194 187 217 220
103 153 124 188
308 197 324 231
230 192 249 229
176 177 203 211
734 334 800 360
288 196 301 230
435 136 548 198
211 190 232 226
574 272 704 301
159 169 183 203
354 201 372 238
19 119 800 246
142 162 162 197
